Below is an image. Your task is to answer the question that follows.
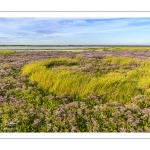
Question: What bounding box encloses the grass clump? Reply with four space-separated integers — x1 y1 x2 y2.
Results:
0 50 15 55
104 46 150 51
103 56 140 66
22 56 150 104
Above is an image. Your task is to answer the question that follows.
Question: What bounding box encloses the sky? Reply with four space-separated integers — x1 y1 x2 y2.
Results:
0 18 150 45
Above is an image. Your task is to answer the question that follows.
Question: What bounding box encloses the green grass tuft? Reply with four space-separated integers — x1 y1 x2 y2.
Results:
22 56 150 104
0 50 15 55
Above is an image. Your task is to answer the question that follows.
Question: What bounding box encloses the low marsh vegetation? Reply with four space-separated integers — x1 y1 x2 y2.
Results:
1 49 150 132
22 56 150 104
92 46 150 51
0 50 15 55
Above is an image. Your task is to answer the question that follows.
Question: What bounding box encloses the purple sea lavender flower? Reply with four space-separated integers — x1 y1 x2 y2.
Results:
9 97 17 102
0 97 4 103
71 126 77 132
32 119 40 127
134 119 140 124
120 128 126 132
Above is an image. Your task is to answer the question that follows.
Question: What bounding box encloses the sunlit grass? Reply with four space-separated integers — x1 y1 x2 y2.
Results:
117 46 150 51
22 56 150 104
0 50 15 55
85 46 150 51
103 56 140 65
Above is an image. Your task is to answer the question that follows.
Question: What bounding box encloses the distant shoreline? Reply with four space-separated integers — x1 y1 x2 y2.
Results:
0 45 110 47
1 45 150 51
1 45 150 47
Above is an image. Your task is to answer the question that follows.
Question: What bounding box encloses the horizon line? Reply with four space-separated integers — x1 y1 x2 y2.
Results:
1 45 150 46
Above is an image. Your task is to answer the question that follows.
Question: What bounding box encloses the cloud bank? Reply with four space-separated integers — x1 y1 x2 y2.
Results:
0 18 150 45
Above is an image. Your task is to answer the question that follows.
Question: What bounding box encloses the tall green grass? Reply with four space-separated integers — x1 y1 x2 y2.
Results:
105 46 150 51
22 56 150 104
0 50 15 55
86 46 150 51
103 56 140 65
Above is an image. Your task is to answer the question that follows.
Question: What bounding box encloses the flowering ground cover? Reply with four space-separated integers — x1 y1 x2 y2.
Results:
1 49 150 132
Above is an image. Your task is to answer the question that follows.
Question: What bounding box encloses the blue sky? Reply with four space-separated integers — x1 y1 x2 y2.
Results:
0 18 150 45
